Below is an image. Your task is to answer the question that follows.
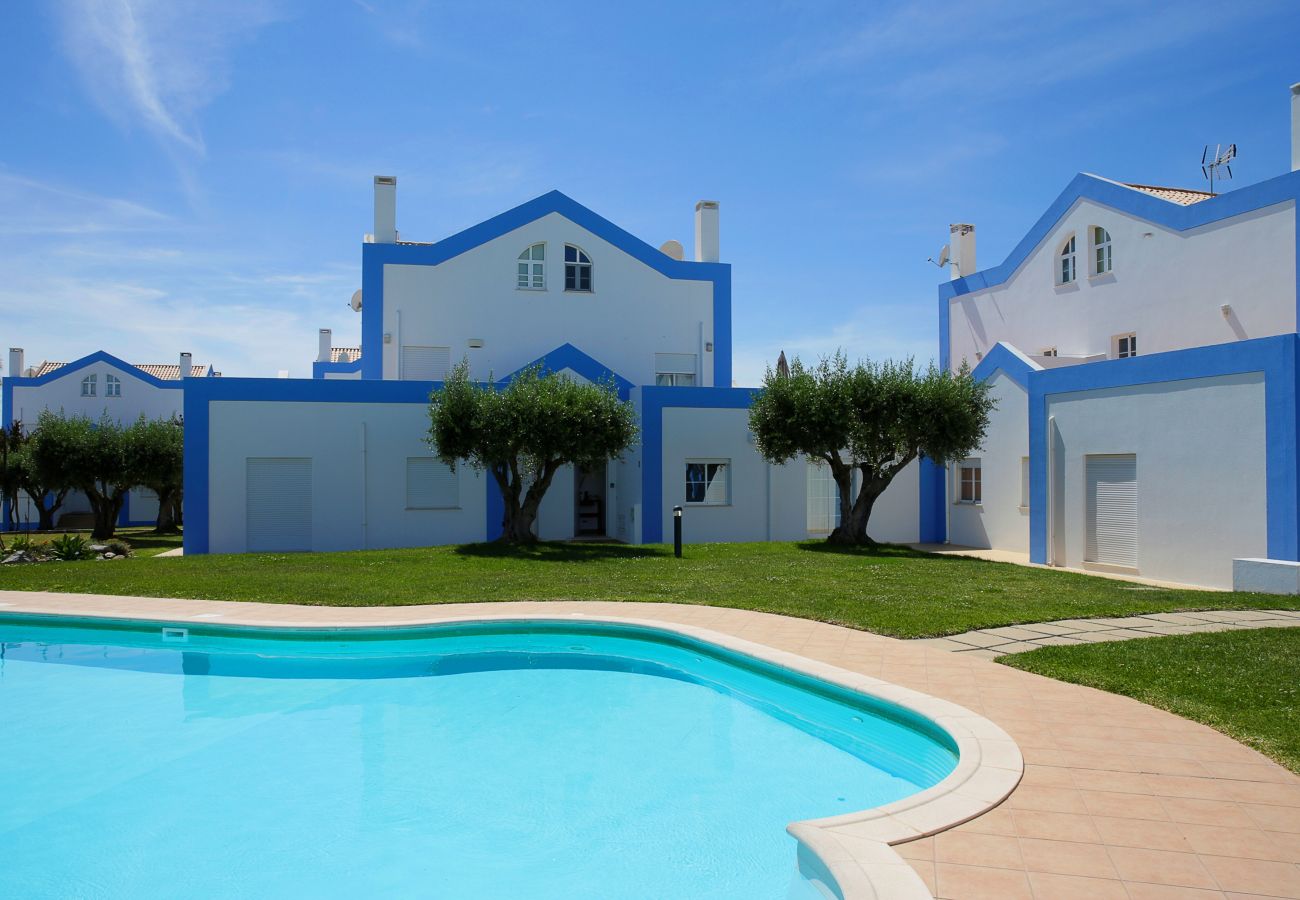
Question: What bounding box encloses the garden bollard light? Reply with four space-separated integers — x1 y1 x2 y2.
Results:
673 506 683 558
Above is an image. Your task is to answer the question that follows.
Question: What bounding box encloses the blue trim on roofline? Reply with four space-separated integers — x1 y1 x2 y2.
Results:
4 351 189 430
639 386 758 544
312 357 363 379
1022 334 1298 565
360 190 733 386
499 343 635 398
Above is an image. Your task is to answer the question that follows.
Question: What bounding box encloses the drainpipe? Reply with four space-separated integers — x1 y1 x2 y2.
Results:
1046 415 1056 566
360 422 368 549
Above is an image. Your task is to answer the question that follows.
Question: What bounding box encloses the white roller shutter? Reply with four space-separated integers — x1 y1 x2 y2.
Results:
1086 454 1137 568
401 345 451 381
246 458 312 552
655 353 697 374
406 456 459 508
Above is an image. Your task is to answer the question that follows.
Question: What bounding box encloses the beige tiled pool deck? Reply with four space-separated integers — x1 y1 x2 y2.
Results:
2 590 1297 899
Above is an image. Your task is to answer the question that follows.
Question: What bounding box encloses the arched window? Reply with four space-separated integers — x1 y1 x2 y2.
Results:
565 244 592 292
81 373 97 397
1092 226 1112 275
105 373 121 397
517 243 545 290
1058 234 1077 285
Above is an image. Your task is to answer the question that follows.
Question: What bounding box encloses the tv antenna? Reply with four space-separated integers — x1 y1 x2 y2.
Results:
1201 143 1235 194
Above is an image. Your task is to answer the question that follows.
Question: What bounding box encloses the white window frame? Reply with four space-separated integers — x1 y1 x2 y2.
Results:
517 242 545 290
1040 347 1058 357
81 374 97 397
957 458 982 505
806 460 842 534
654 352 698 387
564 244 593 293
1113 333 1138 359
685 459 729 506
1057 234 1077 285
655 373 696 386
1091 226 1112 275
105 373 121 397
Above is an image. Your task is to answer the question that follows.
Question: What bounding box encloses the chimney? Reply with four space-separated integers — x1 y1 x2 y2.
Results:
1291 83 1300 172
8 348 23 379
950 223 976 280
179 352 192 379
694 200 720 262
374 175 397 243
318 328 332 363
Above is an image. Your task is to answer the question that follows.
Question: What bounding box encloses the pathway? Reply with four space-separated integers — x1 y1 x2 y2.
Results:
913 608 1300 658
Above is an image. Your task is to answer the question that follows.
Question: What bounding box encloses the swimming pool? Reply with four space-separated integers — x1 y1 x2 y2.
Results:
0 614 959 898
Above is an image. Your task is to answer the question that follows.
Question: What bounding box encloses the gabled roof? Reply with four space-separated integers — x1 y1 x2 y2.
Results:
8 351 208 388
30 360 210 379
497 343 634 396
1123 183 1216 206
330 347 361 363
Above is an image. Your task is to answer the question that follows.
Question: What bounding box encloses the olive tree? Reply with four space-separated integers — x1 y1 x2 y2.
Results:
28 412 136 540
2 420 70 531
748 353 994 546
130 417 184 533
429 363 638 543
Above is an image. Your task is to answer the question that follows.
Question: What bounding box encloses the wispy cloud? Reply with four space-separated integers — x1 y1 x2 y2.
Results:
0 170 169 236
54 0 280 154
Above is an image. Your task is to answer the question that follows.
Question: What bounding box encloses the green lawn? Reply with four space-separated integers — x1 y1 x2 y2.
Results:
1 527 184 558
1001 628 1300 773
0 540 1294 638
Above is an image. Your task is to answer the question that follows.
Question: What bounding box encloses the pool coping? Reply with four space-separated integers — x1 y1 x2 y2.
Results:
0 596 1022 900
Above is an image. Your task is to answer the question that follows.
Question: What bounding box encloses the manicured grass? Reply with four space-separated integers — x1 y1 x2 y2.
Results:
1001 628 1300 773
1 527 184 558
0 540 1294 638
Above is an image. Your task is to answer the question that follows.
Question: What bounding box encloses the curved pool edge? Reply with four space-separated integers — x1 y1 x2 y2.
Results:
0 601 1023 900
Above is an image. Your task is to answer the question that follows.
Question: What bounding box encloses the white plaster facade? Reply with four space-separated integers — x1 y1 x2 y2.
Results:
948 370 1029 555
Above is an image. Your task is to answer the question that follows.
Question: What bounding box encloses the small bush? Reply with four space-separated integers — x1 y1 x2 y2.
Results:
103 539 133 558
8 534 47 555
48 533 94 561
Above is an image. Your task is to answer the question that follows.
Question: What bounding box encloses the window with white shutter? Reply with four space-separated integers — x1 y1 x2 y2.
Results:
1086 454 1137 568
401 346 451 381
406 456 459 509
246 458 312 552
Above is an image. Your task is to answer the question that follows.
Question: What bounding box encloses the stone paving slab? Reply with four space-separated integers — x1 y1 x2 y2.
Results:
933 611 1300 659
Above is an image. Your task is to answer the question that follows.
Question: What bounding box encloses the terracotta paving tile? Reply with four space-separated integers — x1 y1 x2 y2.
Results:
1125 884 1228 899
895 837 936 860
1105 846 1220 889
934 862 1034 899
1010 809 1102 843
1177 822 1296 863
1198 854 1300 897
1025 871 1129 899
1081 790 1171 821
909 859 939 895
1018 837 1118 878
1008 786 1091 815
934 831 1026 869
1091 815 1194 852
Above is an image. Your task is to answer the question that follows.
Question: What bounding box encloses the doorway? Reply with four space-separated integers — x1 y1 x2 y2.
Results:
574 462 607 537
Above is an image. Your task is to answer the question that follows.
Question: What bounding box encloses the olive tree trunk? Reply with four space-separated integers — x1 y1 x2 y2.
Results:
490 458 563 543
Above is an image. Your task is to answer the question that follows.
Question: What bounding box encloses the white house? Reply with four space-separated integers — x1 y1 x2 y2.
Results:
932 83 1300 589
184 181 922 554
2 349 217 528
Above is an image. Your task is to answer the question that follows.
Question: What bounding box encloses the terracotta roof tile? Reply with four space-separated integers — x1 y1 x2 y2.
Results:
29 361 209 380
1124 183 1216 206
330 347 361 363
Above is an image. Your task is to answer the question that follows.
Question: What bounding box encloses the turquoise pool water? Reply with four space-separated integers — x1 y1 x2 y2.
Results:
0 615 956 899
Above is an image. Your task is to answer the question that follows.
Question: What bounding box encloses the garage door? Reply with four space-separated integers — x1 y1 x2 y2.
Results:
246 458 312 552
1085 454 1137 568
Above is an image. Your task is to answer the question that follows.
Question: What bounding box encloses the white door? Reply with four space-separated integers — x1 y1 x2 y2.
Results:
246 458 312 552
1085 454 1137 568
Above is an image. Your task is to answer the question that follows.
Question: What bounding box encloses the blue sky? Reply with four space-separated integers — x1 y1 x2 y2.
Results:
1 1 1297 383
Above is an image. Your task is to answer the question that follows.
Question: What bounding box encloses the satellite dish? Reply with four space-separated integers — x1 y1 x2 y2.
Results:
937 244 951 268
659 240 684 261
349 289 363 312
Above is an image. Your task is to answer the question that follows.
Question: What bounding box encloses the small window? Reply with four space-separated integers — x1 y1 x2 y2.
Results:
81 374 97 397
655 352 697 387
564 244 592 292
1092 226 1112 275
1020 456 1030 509
517 243 545 290
406 456 459 509
685 460 728 505
1040 347 1058 357
1113 333 1138 359
1058 235 1077 285
105 374 121 397
958 459 982 504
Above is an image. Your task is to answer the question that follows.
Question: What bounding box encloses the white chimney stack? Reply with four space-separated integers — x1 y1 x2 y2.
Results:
8 348 23 378
374 175 397 243
1291 83 1300 172
318 329 332 363
694 200 720 263
950 223 976 280
179 352 192 379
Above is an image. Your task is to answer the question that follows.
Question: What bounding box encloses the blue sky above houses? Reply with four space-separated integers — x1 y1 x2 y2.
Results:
1 0 1297 383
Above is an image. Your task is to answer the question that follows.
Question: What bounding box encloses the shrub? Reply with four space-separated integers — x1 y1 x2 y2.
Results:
48 533 94 561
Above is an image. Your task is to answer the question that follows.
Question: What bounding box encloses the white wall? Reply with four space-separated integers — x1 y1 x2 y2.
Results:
206 400 486 554
950 370 1030 553
1046 371 1267 588
381 212 716 386
657 406 920 545
948 198 1297 371
8 362 185 426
